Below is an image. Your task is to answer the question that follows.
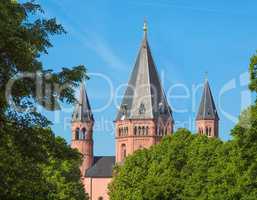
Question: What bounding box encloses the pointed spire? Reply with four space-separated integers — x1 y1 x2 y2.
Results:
116 21 173 121
72 82 94 122
196 79 219 120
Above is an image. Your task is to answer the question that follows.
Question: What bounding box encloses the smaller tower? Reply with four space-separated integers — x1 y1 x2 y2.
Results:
196 78 219 138
71 83 94 175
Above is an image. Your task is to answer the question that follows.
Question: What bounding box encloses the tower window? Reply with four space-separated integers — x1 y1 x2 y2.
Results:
142 127 145 135
121 104 128 116
81 128 86 140
139 103 146 114
75 128 80 140
146 127 149 135
121 144 126 161
208 127 212 136
159 102 165 114
134 127 137 135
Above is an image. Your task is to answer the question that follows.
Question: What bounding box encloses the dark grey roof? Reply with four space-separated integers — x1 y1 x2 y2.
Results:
116 31 173 121
85 156 115 178
72 83 94 122
196 80 219 120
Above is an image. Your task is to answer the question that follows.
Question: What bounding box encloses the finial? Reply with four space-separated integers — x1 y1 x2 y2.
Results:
143 18 148 35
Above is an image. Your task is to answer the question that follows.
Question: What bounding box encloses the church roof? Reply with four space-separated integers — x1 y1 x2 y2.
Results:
72 83 94 122
196 80 219 120
116 22 173 121
85 156 115 178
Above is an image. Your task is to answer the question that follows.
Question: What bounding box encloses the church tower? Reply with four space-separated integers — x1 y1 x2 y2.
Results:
115 21 174 163
71 83 94 175
196 78 219 138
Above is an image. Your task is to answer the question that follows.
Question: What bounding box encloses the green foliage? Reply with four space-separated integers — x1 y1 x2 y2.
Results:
0 120 88 200
0 0 87 115
109 129 230 200
42 137 88 200
249 52 257 93
109 117 257 200
109 48 257 200
0 0 88 199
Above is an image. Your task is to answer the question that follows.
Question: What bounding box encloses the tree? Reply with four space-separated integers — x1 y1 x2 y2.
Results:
109 129 224 200
0 0 87 115
0 123 88 200
0 0 88 199
109 50 257 200
249 52 257 93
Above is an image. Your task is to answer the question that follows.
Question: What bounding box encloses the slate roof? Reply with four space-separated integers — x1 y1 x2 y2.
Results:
196 80 219 120
72 83 94 122
116 26 173 121
85 156 115 178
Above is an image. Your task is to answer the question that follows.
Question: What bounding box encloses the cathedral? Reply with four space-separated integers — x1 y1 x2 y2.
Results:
71 22 219 200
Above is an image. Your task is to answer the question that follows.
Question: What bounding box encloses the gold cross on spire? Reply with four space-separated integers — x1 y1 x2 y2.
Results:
143 18 148 36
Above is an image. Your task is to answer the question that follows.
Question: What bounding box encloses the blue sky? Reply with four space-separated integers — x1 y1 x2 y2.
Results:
34 0 257 156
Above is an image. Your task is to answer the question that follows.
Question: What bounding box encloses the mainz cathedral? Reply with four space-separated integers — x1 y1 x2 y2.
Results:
71 22 219 200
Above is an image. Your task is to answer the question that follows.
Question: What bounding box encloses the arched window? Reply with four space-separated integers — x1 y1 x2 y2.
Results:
134 127 137 135
75 128 79 140
208 127 212 136
81 127 86 140
205 127 208 136
157 127 160 136
146 127 149 135
138 127 142 135
160 128 164 136
121 144 126 160
98 197 103 200
142 127 145 135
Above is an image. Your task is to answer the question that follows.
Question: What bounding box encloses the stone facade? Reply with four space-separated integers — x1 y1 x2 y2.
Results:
83 177 111 200
196 119 219 138
70 22 219 200
115 119 173 163
71 121 94 174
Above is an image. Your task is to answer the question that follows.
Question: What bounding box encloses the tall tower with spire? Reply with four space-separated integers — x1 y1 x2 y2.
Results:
196 78 219 138
115 21 174 163
71 83 94 174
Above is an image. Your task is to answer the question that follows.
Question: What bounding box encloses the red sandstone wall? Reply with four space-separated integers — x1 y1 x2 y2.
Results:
84 177 112 200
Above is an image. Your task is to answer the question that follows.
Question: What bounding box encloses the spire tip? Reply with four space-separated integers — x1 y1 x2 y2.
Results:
143 19 148 34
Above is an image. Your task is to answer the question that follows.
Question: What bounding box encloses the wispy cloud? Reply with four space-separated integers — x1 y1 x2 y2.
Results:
44 0 127 71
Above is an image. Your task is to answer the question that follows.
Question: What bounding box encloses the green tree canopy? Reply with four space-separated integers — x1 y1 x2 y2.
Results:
0 1 88 199
109 54 257 200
